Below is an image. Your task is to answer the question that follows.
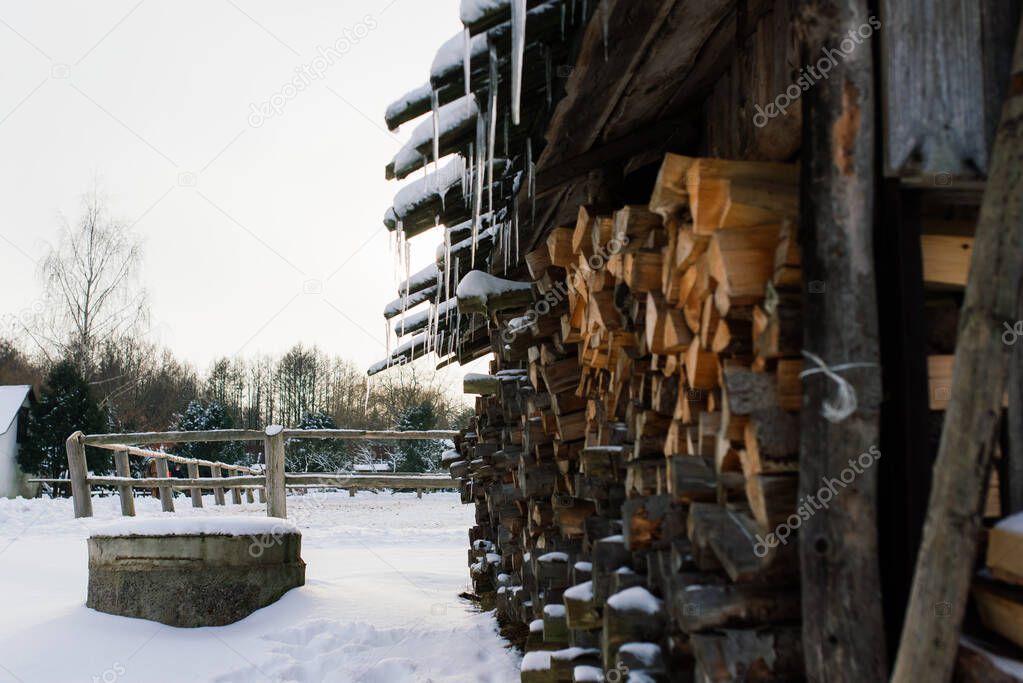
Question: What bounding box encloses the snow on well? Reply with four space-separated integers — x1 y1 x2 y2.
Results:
91 515 298 537
606 586 664 615
0 492 520 683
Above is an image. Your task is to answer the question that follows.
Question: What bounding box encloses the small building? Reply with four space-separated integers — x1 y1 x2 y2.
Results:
0 385 33 499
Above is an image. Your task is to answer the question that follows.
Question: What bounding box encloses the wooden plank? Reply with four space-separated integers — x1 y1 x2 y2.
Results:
153 458 175 512
892 16 1023 682
187 462 203 508
880 0 989 177
797 0 887 679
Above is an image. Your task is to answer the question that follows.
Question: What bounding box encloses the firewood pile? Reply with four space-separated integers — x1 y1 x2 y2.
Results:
447 154 812 681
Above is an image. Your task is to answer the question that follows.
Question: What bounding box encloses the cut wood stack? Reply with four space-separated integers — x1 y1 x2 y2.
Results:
448 154 810 681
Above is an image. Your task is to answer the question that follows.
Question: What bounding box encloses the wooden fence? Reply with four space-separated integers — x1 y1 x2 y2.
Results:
49 427 459 519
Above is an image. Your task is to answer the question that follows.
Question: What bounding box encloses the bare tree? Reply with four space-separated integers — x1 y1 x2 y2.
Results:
30 189 147 375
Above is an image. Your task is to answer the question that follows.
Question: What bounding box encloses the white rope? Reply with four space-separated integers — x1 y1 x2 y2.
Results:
799 350 879 423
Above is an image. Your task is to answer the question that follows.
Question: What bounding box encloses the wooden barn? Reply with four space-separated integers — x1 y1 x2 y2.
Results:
372 0 1023 680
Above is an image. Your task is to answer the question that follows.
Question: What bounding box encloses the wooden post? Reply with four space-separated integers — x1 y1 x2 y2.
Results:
258 487 266 504
892 16 1023 682
231 474 242 504
264 425 287 518
797 0 887 680
417 488 423 499
187 462 202 508
349 488 356 497
154 458 175 512
65 431 93 518
209 464 224 507
212 465 226 505
245 487 254 504
113 449 135 517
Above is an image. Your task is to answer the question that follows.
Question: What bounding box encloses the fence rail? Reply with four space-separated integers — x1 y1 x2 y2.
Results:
58 426 458 519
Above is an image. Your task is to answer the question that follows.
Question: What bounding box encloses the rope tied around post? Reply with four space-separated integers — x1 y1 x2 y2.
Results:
799 350 879 423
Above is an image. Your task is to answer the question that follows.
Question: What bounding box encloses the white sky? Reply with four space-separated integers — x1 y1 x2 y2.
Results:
0 0 489 382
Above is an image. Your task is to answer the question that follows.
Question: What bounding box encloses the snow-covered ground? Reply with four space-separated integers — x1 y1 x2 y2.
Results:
0 491 520 683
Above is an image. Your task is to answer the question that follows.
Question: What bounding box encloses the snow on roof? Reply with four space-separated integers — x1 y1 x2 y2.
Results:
91 516 299 538
385 82 432 129
431 30 487 81
460 0 507 26
391 156 466 221
0 385 30 436
391 95 479 176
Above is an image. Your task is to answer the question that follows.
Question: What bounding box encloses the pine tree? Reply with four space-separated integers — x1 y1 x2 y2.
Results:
286 411 346 472
394 403 445 472
174 400 245 465
20 360 108 479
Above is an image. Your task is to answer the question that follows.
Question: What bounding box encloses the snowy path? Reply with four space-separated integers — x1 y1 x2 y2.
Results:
0 492 520 683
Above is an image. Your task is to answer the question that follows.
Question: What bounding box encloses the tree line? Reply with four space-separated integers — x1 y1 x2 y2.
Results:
3 189 469 485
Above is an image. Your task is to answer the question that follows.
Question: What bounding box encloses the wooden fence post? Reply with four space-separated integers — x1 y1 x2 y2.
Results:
258 487 266 504
154 458 175 512
245 488 255 503
231 479 242 504
264 425 287 518
113 448 135 517
187 462 203 508
65 431 92 518
212 465 226 505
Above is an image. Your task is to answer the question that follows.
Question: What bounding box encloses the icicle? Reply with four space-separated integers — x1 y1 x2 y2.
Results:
510 0 526 126
560 4 566 40
526 137 536 226
465 142 474 208
462 27 472 103
602 0 609 61
430 88 440 170
545 48 552 108
487 44 498 222
472 110 486 266
503 111 509 158
514 200 520 263
385 319 392 359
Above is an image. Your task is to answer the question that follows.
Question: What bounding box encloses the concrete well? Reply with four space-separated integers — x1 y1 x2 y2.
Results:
87 517 305 627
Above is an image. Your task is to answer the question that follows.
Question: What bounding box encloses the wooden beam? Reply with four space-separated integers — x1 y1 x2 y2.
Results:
796 0 887 680
892 16 1023 682
65 431 92 519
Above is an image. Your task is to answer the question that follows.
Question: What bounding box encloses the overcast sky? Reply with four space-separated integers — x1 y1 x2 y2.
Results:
0 0 487 381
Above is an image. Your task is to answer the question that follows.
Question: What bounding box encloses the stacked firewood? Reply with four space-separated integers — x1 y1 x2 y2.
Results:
449 154 808 681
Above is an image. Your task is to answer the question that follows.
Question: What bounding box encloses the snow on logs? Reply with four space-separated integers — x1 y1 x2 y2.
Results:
456 270 534 315
448 154 807 680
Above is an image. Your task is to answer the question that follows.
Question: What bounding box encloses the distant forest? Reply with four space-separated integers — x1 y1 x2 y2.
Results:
2 190 469 479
